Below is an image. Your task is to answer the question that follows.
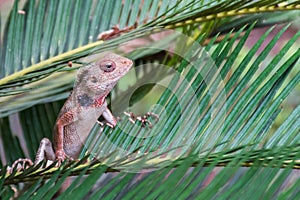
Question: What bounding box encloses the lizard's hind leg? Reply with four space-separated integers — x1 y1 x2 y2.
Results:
8 138 56 173
34 138 56 166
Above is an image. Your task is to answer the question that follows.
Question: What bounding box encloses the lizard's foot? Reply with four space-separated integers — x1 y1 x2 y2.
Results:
97 120 115 128
55 150 72 166
97 116 122 129
8 158 33 173
124 111 159 128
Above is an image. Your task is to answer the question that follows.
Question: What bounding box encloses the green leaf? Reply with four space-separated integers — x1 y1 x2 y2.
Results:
1 0 300 199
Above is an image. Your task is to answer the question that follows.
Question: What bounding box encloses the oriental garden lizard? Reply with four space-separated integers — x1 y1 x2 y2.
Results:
10 53 133 169
9 53 159 173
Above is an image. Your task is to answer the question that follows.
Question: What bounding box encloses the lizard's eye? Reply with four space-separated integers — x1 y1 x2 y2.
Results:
100 60 116 72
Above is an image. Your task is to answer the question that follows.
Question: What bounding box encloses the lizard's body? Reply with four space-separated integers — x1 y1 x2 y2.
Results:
34 53 133 164
55 98 107 158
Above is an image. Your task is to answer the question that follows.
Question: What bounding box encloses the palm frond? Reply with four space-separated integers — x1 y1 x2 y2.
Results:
1 0 300 117
0 0 300 199
2 21 300 198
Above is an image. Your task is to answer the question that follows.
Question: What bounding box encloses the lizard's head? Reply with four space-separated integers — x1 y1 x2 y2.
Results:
76 53 133 95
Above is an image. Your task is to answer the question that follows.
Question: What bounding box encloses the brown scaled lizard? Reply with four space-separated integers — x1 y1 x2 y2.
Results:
11 53 133 170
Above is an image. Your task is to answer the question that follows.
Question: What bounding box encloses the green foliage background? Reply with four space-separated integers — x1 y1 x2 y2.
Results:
0 0 300 199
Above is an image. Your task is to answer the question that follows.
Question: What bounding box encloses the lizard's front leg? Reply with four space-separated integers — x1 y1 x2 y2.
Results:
96 100 118 128
54 109 78 164
34 138 55 165
101 107 117 128
8 138 55 172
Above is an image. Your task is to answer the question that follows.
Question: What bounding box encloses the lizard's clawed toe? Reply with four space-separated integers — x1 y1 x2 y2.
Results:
55 150 72 166
97 120 116 129
9 158 33 173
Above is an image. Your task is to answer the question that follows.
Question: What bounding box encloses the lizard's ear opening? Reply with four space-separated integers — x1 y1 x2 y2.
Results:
75 67 89 86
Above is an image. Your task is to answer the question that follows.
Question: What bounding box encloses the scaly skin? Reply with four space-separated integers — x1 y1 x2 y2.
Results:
34 53 133 165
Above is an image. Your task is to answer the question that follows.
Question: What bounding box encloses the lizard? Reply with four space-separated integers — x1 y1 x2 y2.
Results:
14 53 133 168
